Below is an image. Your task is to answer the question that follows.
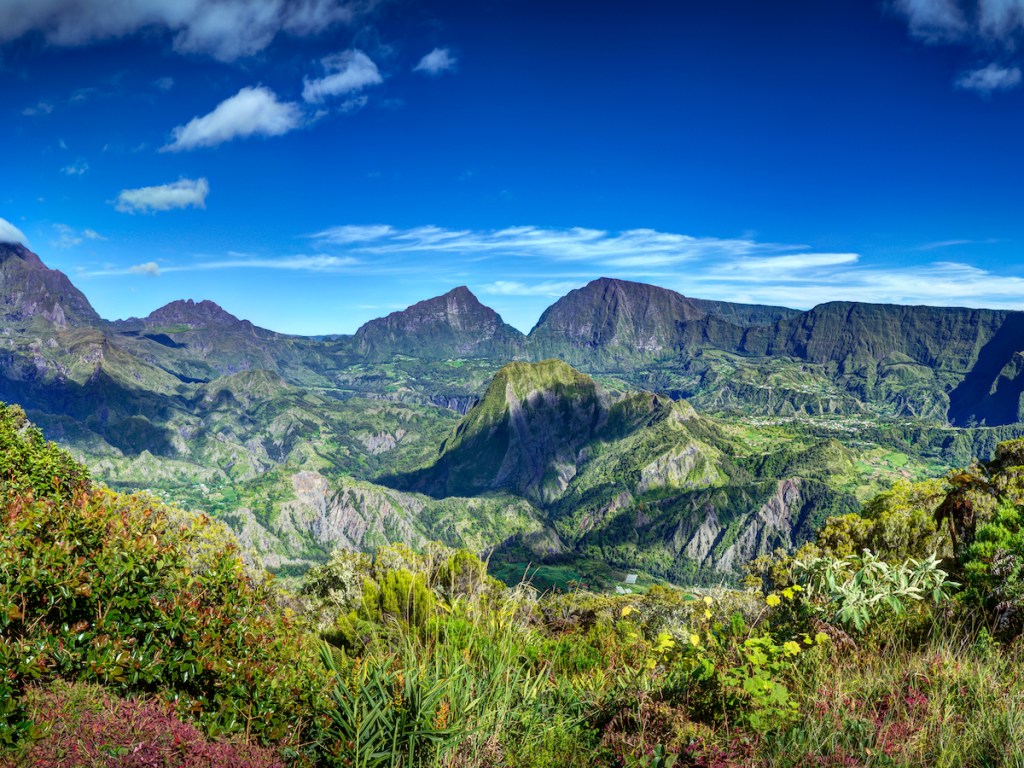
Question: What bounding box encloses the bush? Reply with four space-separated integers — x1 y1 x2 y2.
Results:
0 486 329 748
18 680 286 767
0 403 89 503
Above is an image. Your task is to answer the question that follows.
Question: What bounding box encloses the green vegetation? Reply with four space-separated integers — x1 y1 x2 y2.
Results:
7 404 1024 765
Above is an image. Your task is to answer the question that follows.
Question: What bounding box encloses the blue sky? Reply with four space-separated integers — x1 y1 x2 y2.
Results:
3 0 1024 334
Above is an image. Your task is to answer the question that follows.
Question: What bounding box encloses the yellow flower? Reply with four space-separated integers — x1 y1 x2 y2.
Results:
703 595 714 606
621 605 636 618
704 609 712 620
782 587 795 600
814 632 830 645
766 594 781 607
803 634 813 645
689 634 701 647
783 641 801 656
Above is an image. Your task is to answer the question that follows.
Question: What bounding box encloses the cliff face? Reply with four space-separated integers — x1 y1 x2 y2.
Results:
0 243 101 328
527 277 755 363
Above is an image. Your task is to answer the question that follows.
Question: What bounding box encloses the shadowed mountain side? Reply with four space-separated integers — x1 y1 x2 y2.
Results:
112 299 340 387
947 313 1024 426
383 359 740 507
0 367 176 456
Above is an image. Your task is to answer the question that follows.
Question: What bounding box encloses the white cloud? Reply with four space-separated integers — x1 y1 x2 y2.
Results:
479 280 582 297
192 253 360 271
955 62 1022 91
311 224 802 266
163 86 303 151
115 178 209 213
732 253 860 271
61 159 89 176
92 252 359 276
413 47 456 75
892 1 1024 92
0 218 27 245
893 0 968 42
690 261 1024 311
52 223 105 248
154 76 175 91
302 49 382 103
0 0 361 62
130 261 162 276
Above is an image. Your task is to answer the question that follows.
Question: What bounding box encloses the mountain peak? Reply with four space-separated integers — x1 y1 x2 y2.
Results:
0 243 100 327
353 286 525 360
0 242 46 269
145 299 246 328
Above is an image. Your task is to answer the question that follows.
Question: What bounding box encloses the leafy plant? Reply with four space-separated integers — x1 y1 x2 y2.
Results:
795 549 957 632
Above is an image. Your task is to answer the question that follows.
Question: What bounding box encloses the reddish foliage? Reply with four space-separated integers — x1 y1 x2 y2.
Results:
19 684 286 768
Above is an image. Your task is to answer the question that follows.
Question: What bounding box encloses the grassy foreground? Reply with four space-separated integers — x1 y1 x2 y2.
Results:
4 398 1024 766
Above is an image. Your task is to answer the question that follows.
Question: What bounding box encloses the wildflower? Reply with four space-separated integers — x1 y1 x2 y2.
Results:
703 595 713 606
621 605 636 618
814 632 830 645
766 594 781 607
689 634 700 647
783 641 801 656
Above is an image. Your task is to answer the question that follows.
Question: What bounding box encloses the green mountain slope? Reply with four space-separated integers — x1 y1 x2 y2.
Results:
10 243 1024 584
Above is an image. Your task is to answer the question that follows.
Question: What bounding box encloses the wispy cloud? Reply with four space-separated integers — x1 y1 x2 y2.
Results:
114 178 209 214
162 86 303 151
303 49 382 103
93 253 359 276
311 224 805 265
61 159 89 176
479 280 582 297
892 0 1024 92
691 261 1024 311
956 62 1022 92
0 218 27 245
413 47 457 75
52 224 105 249
303 223 1024 312
916 237 1001 250
22 101 53 116
0 0 361 62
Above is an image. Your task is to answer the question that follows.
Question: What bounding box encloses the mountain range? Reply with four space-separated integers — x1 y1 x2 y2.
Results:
3 240 1024 584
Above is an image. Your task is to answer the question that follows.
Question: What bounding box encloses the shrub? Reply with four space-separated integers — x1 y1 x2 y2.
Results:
961 501 1024 638
795 550 957 633
0 486 329 747
18 680 287 768
0 403 89 503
